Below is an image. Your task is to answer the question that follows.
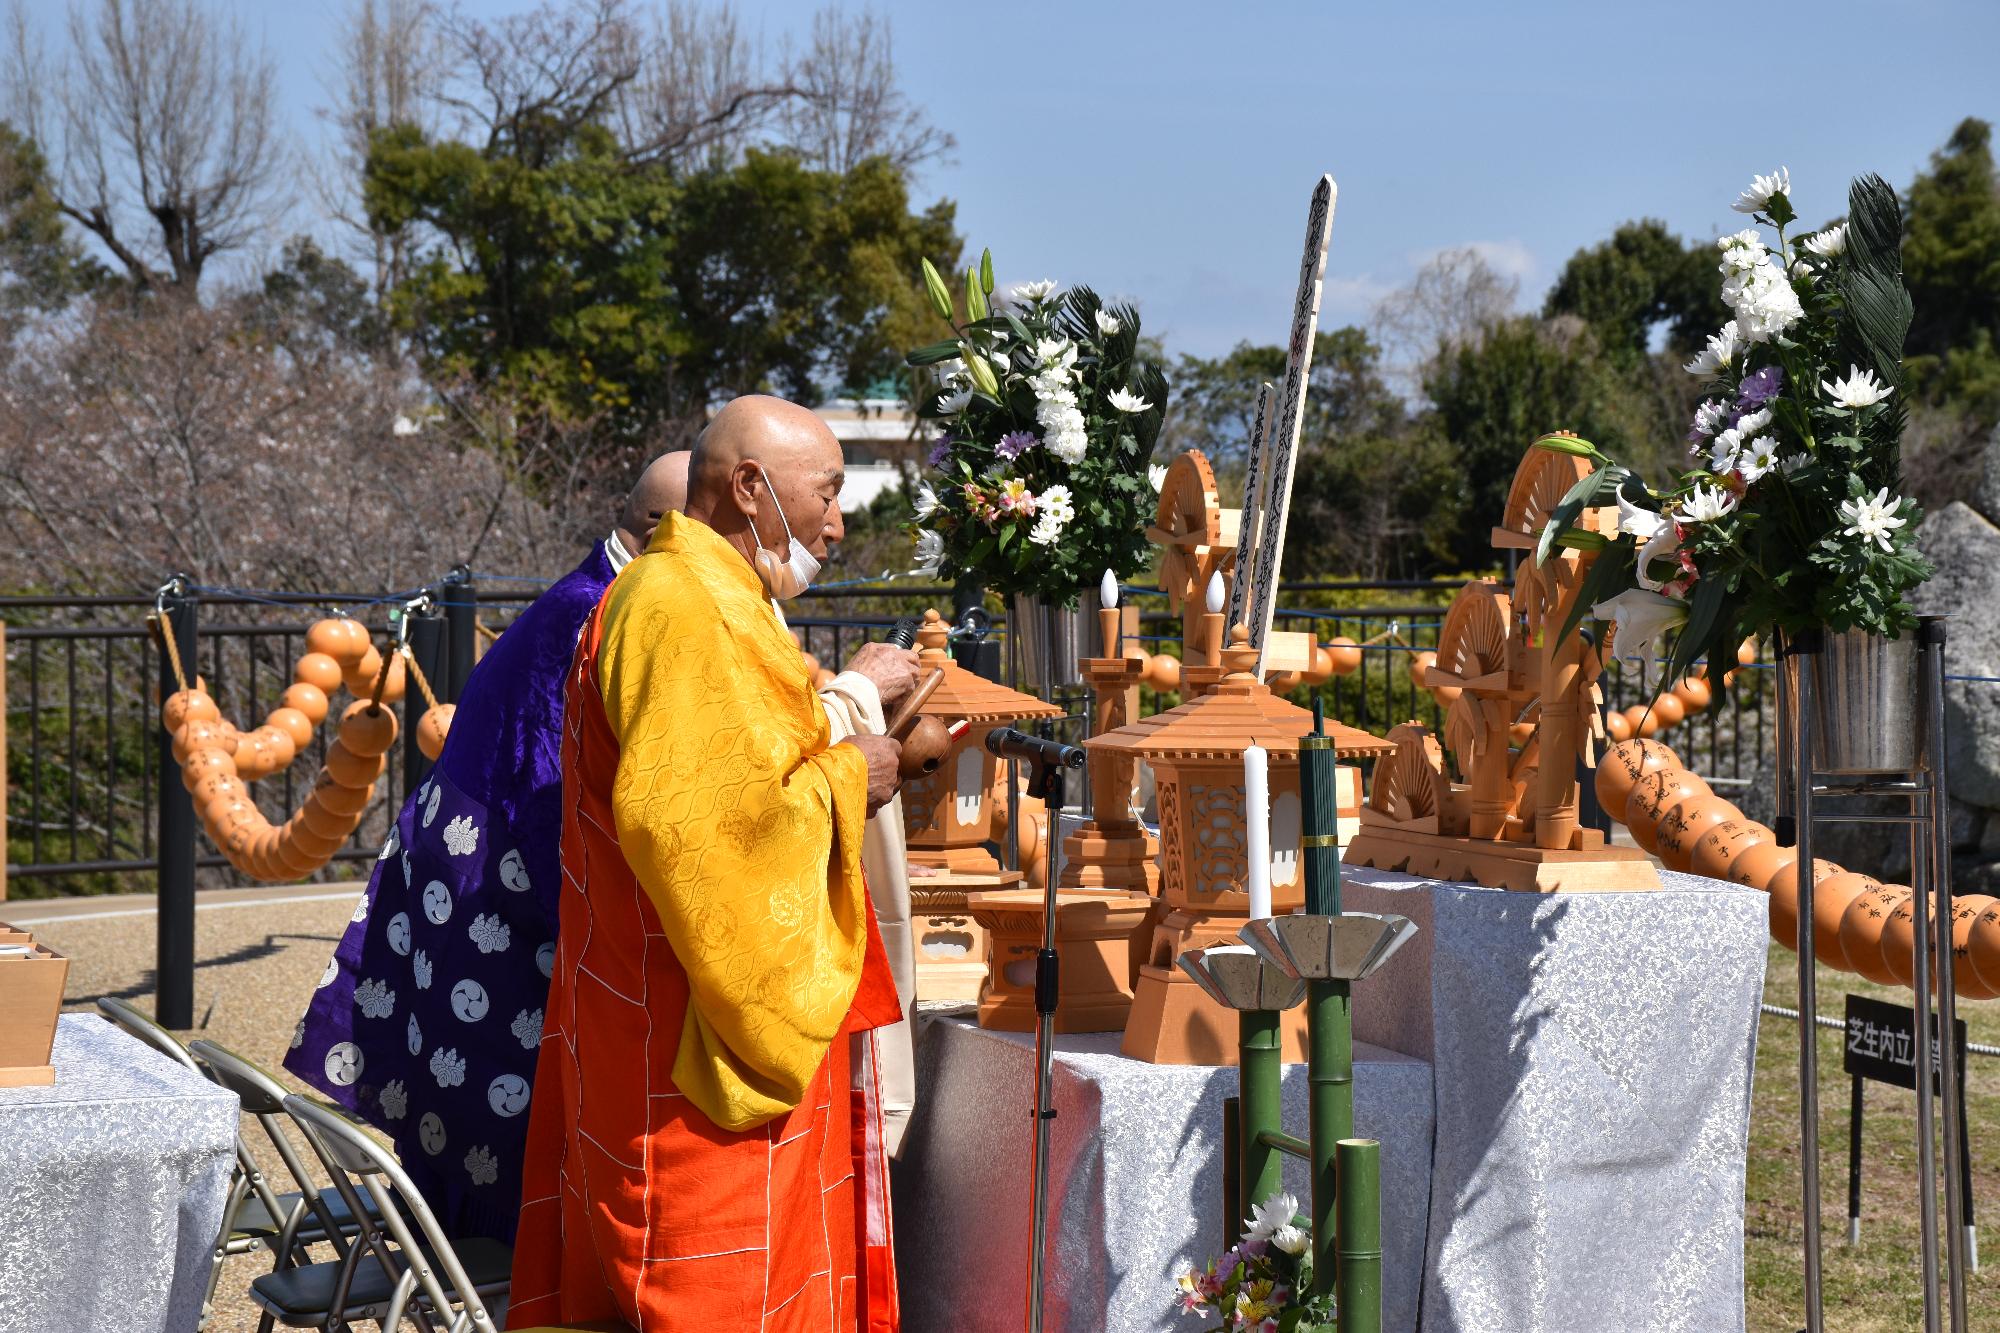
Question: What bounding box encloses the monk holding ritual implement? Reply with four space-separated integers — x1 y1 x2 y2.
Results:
509 396 908 1332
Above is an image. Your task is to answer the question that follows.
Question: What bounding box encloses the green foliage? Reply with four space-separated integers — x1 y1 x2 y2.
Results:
0 121 106 318
369 112 957 439
1422 315 1658 568
1543 218 1725 364
257 237 389 354
1903 117 2000 430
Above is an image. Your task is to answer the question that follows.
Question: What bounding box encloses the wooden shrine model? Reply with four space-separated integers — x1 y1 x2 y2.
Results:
1146 449 1240 686
898 610 1064 1001
1089 625 1390 1064
1344 441 1663 893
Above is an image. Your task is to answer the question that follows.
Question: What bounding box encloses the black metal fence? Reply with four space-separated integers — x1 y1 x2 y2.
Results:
4 575 1779 898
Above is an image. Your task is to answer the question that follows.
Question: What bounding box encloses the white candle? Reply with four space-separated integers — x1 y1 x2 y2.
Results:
1101 568 1119 610
1206 570 1225 615
1243 743 1272 920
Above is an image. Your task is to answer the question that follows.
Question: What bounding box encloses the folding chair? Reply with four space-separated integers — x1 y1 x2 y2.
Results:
96 999 359 1327
263 1092 516 1332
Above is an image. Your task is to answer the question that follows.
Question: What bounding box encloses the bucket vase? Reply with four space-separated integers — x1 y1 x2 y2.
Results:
1803 628 1918 776
1008 588 1103 697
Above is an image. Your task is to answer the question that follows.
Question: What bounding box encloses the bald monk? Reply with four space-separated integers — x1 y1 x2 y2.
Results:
508 397 909 1332
287 449 694 1239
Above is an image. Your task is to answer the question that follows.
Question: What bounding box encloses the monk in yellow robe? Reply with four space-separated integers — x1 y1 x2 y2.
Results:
508 397 908 1332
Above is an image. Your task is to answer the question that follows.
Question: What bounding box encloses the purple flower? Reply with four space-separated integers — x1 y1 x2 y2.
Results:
1736 365 1784 410
996 429 1038 461
926 434 953 469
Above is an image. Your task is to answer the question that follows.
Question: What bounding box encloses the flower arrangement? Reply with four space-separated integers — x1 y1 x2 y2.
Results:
1536 169 1934 682
903 249 1168 602
1172 1191 1333 1332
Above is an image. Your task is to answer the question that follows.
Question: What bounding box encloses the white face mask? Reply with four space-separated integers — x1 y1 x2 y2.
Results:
749 463 822 601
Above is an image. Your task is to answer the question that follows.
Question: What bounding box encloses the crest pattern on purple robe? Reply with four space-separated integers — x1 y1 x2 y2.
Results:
286 543 615 1241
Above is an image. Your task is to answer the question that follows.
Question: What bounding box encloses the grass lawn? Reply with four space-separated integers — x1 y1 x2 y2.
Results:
1748 941 2000 1331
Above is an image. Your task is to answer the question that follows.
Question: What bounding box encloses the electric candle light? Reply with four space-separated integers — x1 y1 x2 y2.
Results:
1099 568 1121 658
1244 741 1272 920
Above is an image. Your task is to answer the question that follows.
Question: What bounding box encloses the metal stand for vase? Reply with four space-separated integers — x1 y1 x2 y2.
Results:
1778 617 1968 1333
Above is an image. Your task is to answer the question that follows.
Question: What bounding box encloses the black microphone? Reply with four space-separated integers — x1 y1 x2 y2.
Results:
886 616 920 649
985 727 1085 770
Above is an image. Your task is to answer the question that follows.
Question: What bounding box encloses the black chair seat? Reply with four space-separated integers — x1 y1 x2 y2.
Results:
249 1236 512 1319
231 1187 367 1243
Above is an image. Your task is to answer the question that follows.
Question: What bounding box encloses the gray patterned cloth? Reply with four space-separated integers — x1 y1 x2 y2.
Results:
0 1014 238 1333
895 1012 1435 1332
1341 864 1769 1333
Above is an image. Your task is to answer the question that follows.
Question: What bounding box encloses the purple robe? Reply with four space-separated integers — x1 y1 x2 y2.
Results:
286 542 616 1241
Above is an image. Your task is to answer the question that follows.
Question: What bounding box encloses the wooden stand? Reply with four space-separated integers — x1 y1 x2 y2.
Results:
1122 909 1310 1065
967 890 1153 1033
910 871 1017 1003
0 924 67 1087
1344 820 1660 893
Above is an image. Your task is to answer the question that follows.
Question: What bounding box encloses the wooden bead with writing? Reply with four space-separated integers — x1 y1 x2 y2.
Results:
1595 739 1678 817
1690 819 1771 881
1811 871 1883 971
1839 885 1911 986
1654 793 1736 872
338 700 398 757
1623 768 1711 854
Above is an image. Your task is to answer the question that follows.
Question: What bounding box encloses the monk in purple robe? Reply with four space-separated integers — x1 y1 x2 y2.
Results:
287 454 692 1240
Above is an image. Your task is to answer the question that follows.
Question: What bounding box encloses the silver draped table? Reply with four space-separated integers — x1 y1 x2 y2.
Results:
1340 864 1768 1333
0 1014 238 1333
894 1013 1436 1332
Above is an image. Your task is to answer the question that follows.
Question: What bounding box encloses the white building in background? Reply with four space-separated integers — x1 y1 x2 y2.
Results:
815 396 921 513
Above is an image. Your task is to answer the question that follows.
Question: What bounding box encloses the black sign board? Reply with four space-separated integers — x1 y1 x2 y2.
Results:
1842 993 1967 1095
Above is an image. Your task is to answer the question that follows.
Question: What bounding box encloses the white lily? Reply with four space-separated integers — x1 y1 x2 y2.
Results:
1106 387 1152 414
1821 365 1894 409
1731 167 1791 215
1675 483 1740 524
1633 522 1681 593
1615 493 1665 541
1592 588 1690 663
1006 279 1058 304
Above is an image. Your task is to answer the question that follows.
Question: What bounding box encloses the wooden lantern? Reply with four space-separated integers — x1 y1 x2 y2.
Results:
0 924 69 1086
1086 625 1391 1065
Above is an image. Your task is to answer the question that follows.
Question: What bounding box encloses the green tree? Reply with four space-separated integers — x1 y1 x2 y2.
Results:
1902 117 2000 423
1421 315 1657 568
1542 218 1725 365
0 122 104 321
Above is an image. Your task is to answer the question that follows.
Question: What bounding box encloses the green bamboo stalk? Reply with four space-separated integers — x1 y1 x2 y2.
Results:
1336 1139 1382 1333
1238 1008 1284 1229
1309 977 1352 1300
1300 702 1342 917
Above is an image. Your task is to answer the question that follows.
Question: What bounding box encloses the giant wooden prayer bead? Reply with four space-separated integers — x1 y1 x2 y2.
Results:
266 706 315 750
1689 819 1772 881
417 703 454 761
295 653 343 694
1654 793 1736 873
281 682 329 726
1623 768 1710 855
324 741 387 788
1810 871 1882 971
1594 740 1678 819
1727 841 1797 894
162 688 219 732
338 700 398 757
1767 859 1837 951
1841 885 1912 986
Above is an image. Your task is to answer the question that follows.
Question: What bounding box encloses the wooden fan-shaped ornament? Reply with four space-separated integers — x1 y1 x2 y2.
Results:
1368 723 1447 831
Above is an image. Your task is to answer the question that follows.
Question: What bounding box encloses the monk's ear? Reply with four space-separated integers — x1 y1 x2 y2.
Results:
729 460 764 521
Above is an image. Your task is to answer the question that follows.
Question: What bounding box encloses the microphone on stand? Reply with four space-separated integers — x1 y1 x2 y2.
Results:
984 727 1085 772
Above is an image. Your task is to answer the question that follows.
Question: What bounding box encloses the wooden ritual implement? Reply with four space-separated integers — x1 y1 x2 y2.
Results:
1344 440 1662 893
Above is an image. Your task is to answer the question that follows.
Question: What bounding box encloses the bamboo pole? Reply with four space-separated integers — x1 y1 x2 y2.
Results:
1238 1009 1284 1225
1336 1139 1382 1333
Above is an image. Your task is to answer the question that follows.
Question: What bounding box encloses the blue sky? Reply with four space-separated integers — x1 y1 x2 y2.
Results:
110 0 2000 358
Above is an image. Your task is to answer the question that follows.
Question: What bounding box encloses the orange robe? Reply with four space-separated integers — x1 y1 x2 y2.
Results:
508 514 902 1333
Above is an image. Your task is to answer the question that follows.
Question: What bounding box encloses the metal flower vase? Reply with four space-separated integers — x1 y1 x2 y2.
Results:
1009 589 1105 695
1809 629 1918 775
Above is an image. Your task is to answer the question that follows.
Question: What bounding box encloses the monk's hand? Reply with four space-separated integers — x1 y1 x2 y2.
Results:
843 642 920 708
844 733 904 814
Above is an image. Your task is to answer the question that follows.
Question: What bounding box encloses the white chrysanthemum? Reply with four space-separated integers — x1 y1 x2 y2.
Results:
1690 399 1730 439
1106 387 1152 414
1717 229 1769 271
1148 463 1167 491
1243 1191 1300 1245
511 1007 545 1050
442 815 480 857
1675 483 1740 524
1781 451 1811 476
1840 487 1908 552
1684 321 1740 376
1707 427 1744 473
1270 1223 1310 1256
1821 365 1894 409
429 1046 466 1088
1737 435 1780 482
935 385 973 414
354 978 397 1019
1804 223 1847 258
1729 265 1803 343
912 529 945 576
914 481 940 520
464 1145 498 1186
1006 279 1058 304
1094 309 1122 336
378 1079 408 1120
1734 406 1773 438
1028 484 1075 546
1033 337 1077 371
1731 166 1791 215
392 415 421 437
1032 372 1089 463
468 912 512 954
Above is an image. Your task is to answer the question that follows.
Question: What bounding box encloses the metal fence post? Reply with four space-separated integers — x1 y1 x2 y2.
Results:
155 578 198 1029
443 566 477 703
404 603 447 787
